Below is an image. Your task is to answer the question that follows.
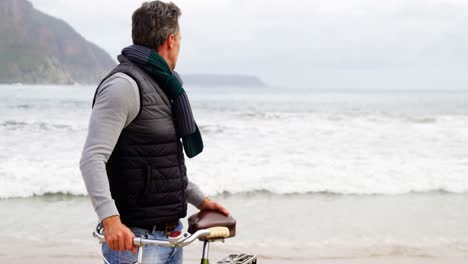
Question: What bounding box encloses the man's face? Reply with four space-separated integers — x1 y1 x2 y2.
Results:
169 30 181 70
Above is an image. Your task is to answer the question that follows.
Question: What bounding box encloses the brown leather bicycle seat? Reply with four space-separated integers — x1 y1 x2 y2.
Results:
188 210 236 238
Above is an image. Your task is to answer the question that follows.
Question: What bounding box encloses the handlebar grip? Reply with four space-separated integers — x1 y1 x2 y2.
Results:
206 227 230 239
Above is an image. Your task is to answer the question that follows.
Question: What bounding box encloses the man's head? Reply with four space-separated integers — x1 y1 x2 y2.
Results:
132 1 181 70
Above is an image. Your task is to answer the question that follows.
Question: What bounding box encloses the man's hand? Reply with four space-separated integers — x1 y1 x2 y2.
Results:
199 198 230 215
102 215 137 254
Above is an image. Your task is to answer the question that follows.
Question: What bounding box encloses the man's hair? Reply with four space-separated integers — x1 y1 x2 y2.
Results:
132 1 181 50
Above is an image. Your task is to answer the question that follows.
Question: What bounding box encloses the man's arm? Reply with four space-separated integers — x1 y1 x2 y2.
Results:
186 181 206 208
79 73 140 253
79 73 140 221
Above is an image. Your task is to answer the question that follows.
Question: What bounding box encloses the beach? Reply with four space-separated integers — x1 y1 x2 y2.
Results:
2 239 468 264
1 193 467 263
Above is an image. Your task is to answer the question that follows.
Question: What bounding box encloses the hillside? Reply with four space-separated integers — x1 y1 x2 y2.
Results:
0 0 116 84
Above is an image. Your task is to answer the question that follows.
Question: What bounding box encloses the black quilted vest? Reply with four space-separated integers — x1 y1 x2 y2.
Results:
92 56 188 226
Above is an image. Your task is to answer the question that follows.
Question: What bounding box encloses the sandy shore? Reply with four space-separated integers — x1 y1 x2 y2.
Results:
1 237 467 264
1 194 468 263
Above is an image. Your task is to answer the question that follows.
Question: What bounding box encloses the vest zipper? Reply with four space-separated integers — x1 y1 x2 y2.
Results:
173 107 186 215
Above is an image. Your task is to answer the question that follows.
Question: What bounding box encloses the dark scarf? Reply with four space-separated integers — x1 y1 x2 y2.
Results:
121 44 203 158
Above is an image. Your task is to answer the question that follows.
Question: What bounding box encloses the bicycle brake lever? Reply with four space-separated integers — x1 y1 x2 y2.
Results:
168 231 188 245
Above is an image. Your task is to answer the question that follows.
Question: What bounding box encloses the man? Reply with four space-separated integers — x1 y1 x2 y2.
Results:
79 1 228 263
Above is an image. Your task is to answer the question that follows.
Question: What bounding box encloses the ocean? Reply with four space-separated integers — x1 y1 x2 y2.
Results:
1 84 468 263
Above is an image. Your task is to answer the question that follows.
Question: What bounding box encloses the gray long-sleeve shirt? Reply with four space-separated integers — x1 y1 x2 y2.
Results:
80 72 206 222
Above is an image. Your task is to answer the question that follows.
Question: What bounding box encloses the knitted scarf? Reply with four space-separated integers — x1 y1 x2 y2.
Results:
122 44 203 158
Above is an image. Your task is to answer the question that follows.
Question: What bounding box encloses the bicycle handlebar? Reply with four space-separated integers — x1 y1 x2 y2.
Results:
92 223 229 248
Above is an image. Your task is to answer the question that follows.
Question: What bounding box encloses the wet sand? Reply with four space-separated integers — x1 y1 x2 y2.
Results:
1 193 468 263
1 237 467 264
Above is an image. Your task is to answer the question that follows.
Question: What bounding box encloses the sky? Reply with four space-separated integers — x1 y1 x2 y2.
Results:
29 0 468 89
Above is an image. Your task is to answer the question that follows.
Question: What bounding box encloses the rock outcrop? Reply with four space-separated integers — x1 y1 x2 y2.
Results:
0 0 116 84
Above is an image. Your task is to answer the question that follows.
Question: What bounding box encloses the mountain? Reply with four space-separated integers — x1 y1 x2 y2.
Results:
182 74 267 87
0 0 116 84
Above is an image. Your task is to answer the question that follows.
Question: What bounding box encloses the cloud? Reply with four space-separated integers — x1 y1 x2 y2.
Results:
29 0 468 89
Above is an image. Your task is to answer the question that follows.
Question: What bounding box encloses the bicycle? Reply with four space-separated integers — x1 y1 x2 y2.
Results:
93 211 257 264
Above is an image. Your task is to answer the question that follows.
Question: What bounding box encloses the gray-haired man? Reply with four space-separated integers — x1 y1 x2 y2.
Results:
80 1 228 263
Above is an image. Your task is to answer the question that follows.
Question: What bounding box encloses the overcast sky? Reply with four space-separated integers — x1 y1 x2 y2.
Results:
29 0 468 89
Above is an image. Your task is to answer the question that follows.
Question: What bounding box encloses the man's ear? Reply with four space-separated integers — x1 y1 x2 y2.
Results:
167 34 176 49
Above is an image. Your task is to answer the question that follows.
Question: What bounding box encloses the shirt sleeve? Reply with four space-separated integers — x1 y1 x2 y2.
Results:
186 181 207 208
79 73 139 221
